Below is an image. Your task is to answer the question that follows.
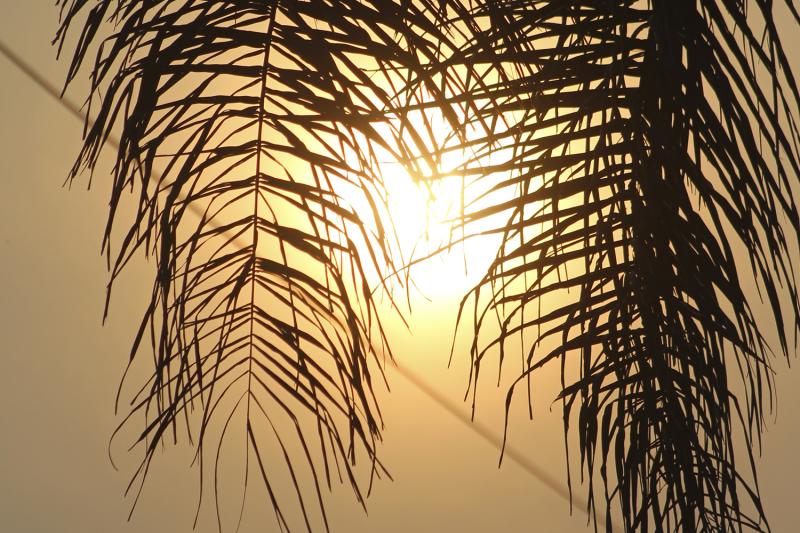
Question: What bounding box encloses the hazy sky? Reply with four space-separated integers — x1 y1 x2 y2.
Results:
1 3 800 533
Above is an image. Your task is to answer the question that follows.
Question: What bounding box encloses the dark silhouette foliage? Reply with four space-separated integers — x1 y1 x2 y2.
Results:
54 1 467 530
440 1 800 531
57 0 800 532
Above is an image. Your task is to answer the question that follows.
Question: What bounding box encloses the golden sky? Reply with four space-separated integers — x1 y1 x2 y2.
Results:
1 3 800 532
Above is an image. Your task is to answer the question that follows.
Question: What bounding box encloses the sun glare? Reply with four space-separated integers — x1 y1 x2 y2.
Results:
383 170 471 297
325 82 528 307
368 122 511 303
387 172 459 250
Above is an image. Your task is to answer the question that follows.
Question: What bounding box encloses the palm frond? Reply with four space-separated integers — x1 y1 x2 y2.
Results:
54 1 468 530
56 0 800 530
437 1 800 531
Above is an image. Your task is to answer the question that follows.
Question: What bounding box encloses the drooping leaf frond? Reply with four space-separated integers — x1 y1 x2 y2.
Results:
437 1 800 531
55 0 800 530
54 1 469 530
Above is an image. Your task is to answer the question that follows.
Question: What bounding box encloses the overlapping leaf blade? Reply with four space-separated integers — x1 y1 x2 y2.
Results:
438 1 800 531
55 1 469 530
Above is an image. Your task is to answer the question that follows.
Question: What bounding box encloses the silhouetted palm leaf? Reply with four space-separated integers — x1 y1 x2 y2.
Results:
56 0 800 531
54 1 470 530
436 1 800 531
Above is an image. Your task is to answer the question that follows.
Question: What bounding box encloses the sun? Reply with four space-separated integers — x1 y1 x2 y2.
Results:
384 153 463 250
325 86 519 306
369 124 512 303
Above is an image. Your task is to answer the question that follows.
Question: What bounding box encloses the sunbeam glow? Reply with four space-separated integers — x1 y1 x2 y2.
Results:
362 112 515 303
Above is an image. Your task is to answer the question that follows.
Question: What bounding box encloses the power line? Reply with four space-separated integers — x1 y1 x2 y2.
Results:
0 39 85 122
0 37 610 528
394 363 576 504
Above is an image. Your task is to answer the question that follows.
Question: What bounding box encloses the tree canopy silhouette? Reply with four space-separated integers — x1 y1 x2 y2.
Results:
439 2 800 531
56 1 800 532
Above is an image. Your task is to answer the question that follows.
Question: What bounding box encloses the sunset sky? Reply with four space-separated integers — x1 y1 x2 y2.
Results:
2 3 800 532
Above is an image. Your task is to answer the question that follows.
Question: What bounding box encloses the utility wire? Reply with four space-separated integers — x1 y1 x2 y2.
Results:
1 37 612 529
0 40 85 122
